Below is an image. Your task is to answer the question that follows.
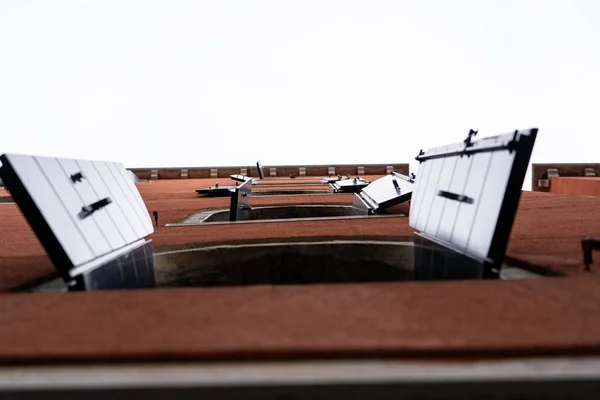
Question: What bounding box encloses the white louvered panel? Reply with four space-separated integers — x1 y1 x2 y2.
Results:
56 158 123 252
1 154 154 273
106 162 153 235
409 129 537 264
467 150 514 257
450 152 493 252
436 155 472 246
35 156 112 257
362 174 413 206
92 161 150 239
77 160 138 244
4 154 95 266
423 155 458 235
408 155 431 225
115 162 153 232
411 151 446 232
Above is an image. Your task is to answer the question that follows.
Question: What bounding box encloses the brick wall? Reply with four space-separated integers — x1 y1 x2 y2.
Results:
532 163 600 192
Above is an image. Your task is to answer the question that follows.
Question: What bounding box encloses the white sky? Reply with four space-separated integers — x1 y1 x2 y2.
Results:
1 0 599 188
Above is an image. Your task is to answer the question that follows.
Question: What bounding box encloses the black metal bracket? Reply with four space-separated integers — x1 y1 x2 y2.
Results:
581 237 600 271
459 129 479 158
70 172 84 183
415 149 425 162
437 190 474 204
507 130 519 153
256 161 265 180
152 210 159 226
79 197 112 219
392 179 401 194
416 143 518 162
464 129 478 147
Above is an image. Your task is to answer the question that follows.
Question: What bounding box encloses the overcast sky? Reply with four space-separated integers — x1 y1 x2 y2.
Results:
1 0 599 188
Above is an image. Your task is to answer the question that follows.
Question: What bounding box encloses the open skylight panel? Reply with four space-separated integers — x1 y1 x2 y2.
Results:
330 177 370 193
360 172 414 211
0 153 155 290
409 129 537 278
321 176 347 184
230 174 247 182
230 174 258 185
196 183 237 197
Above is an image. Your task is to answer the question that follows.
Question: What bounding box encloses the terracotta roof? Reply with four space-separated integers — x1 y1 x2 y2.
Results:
1 276 599 365
1 178 598 286
0 177 600 364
